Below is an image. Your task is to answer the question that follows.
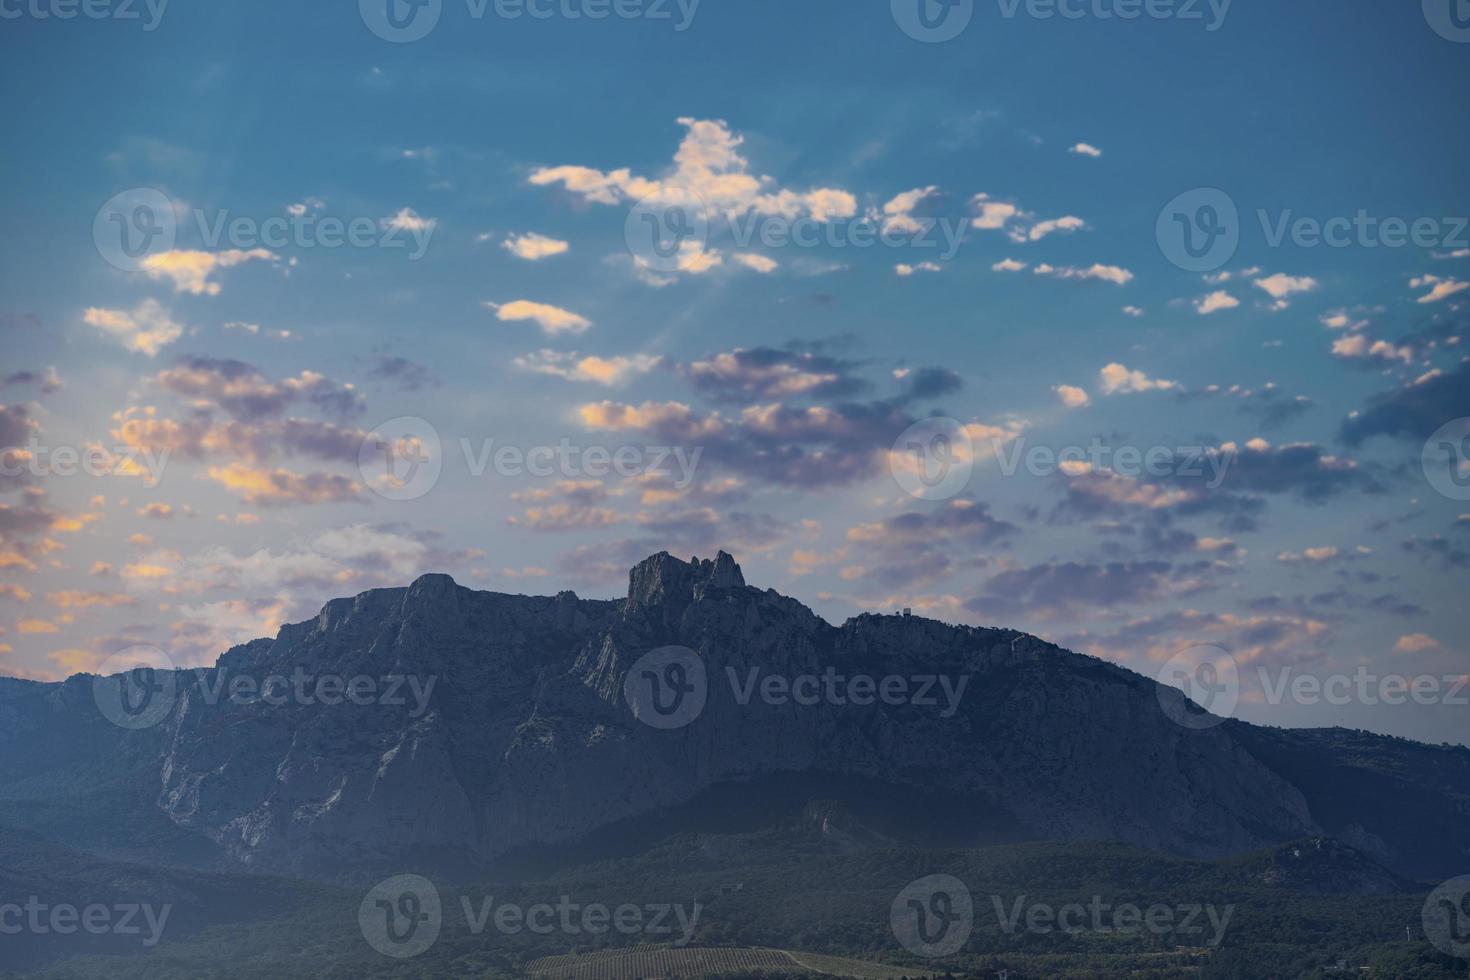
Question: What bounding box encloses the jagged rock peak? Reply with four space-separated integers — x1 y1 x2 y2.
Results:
626 550 746 608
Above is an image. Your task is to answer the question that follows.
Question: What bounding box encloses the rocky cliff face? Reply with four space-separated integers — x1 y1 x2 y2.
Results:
1 551 1466 880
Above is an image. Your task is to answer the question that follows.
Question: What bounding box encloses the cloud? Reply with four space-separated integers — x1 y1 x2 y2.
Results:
1410 274 1469 305
1185 383 1315 430
1023 215 1086 242
154 356 363 422
502 232 570 261
111 409 365 467
580 379 1001 491
840 498 1016 591
383 208 434 233
1277 546 1341 563
1320 308 1369 331
18 618 59 634
1253 273 1320 310
848 499 1016 550
46 590 135 610
664 240 724 274
1052 466 1215 519
969 193 1084 243
513 350 661 386
1394 633 1441 653
140 248 277 296
733 253 778 273
2 366 63 394
678 347 868 402
880 186 939 235
83 300 185 357
1401 533 1470 569
1050 439 1373 534
1331 334 1414 364
1054 384 1091 408
992 258 1027 273
1099 362 1180 395
895 261 942 276
1060 609 1331 673
367 355 436 392
204 463 362 507
487 300 592 335
577 400 725 439
287 197 325 217
528 117 857 224
1068 143 1103 158
1195 290 1240 315
970 194 1020 230
1203 438 1374 502
131 525 443 597
1035 263 1133 286
967 559 1202 622
509 480 625 532
1341 360 1470 444
110 524 481 662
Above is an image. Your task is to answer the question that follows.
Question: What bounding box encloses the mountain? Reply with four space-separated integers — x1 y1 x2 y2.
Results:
0 551 1466 884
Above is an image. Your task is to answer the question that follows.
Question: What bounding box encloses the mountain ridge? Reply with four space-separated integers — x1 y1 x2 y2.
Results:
0 550 1466 884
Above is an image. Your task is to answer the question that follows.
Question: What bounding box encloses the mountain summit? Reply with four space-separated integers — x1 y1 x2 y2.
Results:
0 551 1465 882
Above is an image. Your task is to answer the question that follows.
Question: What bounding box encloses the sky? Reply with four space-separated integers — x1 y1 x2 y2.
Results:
0 0 1467 745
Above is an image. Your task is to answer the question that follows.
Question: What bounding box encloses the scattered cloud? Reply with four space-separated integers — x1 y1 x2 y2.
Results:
1099 363 1180 395
1054 384 1091 408
1394 632 1440 653
204 463 362 507
896 261 942 276
383 207 434 233
486 300 592 335
529 117 857 225
1253 273 1320 310
1195 290 1240 315
880 186 939 235
83 300 185 357
1410 274 1469 305
1035 263 1133 286
733 253 778 273
502 231 570 261
513 350 662 386
1342 361 1470 444
141 248 277 296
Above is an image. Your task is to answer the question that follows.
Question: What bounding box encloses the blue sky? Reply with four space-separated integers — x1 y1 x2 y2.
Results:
1 0 1468 744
